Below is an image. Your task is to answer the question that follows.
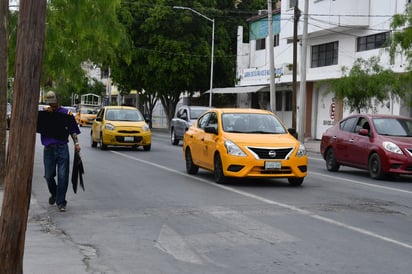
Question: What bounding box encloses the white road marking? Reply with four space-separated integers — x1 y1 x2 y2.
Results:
112 151 412 250
155 224 203 264
309 171 412 195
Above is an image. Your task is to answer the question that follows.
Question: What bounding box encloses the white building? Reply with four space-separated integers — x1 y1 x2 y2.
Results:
232 0 411 140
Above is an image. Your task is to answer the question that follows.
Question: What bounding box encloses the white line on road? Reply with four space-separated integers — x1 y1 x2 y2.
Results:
111 151 412 250
310 171 412 195
155 224 203 264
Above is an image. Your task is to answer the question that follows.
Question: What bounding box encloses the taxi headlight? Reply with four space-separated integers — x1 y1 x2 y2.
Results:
296 143 306 157
224 140 247 156
104 123 115 131
383 141 403 154
142 124 150 132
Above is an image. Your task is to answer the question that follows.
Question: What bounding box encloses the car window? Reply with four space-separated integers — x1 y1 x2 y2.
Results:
197 113 211 129
105 109 143 121
181 109 188 120
340 117 357 132
223 113 286 134
354 117 370 133
373 118 412 136
222 114 236 131
190 108 207 120
206 112 218 127
96 108 104 120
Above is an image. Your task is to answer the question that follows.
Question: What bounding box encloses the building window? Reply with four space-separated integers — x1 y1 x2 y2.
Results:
311 41 339 68
273 34 280 47
276 92 282 111
284 91 292 111
256 38 266 50
357 32 391 52
288 0 298 9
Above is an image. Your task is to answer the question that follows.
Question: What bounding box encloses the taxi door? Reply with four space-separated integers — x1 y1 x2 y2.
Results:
201 112 219 170
91 108 104 142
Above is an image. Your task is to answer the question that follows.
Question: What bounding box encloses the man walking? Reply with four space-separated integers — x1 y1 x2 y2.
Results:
37 91 81 211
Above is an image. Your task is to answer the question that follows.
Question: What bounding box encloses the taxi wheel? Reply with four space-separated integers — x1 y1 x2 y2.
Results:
185 148 198 174
171 128 179 145
90 137 97 147
99 134 107 150
214 154 227 184
143 144 151 151
91 135 97 148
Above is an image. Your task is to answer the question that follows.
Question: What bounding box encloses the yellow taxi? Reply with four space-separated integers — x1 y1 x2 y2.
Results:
76 106 99 126
183 108 308 185
91 106 151 150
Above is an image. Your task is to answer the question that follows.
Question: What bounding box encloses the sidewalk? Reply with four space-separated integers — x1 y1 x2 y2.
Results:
0 188 88 274
303 139 321 154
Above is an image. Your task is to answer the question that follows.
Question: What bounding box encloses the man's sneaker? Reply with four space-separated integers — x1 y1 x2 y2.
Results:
58 204 66 212
49 196 56 205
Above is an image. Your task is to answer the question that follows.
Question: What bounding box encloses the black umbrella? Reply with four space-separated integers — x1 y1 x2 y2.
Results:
72 151 85 193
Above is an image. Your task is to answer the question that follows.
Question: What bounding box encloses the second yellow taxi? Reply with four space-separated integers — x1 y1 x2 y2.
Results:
91 106 151 150
182 108 308 185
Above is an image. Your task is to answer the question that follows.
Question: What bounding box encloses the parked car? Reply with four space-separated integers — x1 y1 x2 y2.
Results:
182 108 308 185
63 106 77 119
76 106 99 127
91 106 151 150
170 105 210 145
320 114 412 179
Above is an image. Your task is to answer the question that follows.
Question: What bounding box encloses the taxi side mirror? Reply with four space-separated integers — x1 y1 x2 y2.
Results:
204 125 218 134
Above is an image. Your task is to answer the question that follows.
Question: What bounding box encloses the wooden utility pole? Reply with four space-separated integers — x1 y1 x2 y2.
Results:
0 0 8 186
0 0 47 273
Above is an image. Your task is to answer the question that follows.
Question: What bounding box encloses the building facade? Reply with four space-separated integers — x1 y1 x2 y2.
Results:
234 0 411 140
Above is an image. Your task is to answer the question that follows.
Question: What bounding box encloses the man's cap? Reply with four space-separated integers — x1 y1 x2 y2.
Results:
46 91 58 104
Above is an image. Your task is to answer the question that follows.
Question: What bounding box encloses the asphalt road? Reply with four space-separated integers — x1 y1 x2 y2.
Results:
27 127 412 274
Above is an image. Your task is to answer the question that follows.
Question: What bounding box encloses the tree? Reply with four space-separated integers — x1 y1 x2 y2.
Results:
390 4 412 70
112 0 267 127
321 57 407 113
6 0 128 98
112 0 212 127
0 1 47 272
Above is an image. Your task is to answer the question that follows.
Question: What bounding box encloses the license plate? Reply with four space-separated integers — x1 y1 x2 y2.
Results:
265 161 281 170
124 136 134 142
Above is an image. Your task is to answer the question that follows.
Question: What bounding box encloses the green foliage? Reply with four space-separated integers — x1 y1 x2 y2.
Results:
43 0 128 90
320 57 407 113
8 1 128 96
390 4 412 70
111 0 267 125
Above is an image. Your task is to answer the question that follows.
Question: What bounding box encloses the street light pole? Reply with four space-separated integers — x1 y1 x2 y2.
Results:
173 6 214 107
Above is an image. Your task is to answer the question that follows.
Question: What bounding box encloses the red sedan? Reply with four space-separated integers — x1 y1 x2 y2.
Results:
320 114 412 179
